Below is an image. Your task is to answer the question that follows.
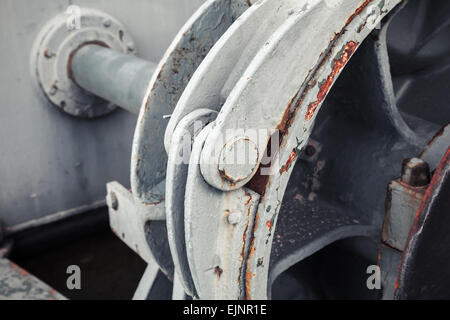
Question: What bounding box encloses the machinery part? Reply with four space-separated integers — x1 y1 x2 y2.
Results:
107 181 158 264
0 258 66 300
165 0 313 154
198 0 406 192
132 262 160 300
131 0 252 209
17 0 450 300
178 0 405 299
70 44 157 115
420 123 450 171
31 8 136 118
166 109 218 297
184 124 261 299
382 158 429 251
394 148 450 299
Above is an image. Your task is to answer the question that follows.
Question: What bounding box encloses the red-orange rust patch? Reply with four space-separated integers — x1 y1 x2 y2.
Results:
266 220 272 231
280 149 297 174
305 41 359 121
346 0 373 26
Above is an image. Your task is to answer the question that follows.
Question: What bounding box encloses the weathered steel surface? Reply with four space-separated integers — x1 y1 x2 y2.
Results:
107 181 159 264
199 0 403 192
165 0 308 154
395 148 450 299
166 109 218 297
31 8 136 118
382 178 428 251
184 124 261 299
0 258 66 300
131 0 252 211
0 0 204 228
183 0 403 299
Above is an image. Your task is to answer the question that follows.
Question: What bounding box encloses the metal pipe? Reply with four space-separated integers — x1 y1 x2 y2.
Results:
70 44 157 115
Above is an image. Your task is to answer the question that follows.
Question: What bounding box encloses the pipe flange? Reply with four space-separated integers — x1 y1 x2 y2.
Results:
31 8 136 118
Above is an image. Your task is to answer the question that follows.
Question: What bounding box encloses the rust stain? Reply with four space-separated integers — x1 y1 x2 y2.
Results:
244 191 252 206
345 0 373 26
280 149 297 174
244 213 259 299
215 266 223 278
67 40 109 82
240 0 378 299
305 40 359 121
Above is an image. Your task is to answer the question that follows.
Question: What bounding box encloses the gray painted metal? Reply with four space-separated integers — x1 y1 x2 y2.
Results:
71 44 157 115
165 0 308 154
420 123 450 171
0 0 204 228
107 181 159 264
31 8 135 118
200 0 404 192
131 0 252 211
166 109 218 297
382 178 427 251
179 0 403 299
184 124 260 299
132 262 159 300
0 258 66 300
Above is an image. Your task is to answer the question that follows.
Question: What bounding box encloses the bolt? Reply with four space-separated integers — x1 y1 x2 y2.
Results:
304 145 316 157
401 157 430 187
44 48 54 59
227 211 242 225
218 137 259 183
49 85 58 96
127 42 135 53
110 192 119 210
103 19 112 28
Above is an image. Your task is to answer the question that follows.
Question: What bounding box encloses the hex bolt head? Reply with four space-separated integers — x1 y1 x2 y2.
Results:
127 42 135 52
227 211 242 225
218 137 259 183
103 19 112 28
304 145 316 157
401 157 431 187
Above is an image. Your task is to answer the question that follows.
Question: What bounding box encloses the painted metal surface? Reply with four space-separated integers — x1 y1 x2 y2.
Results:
178 0 403 299
107 181 158 264
395 148 450 299
165 0 308 154
0 0 205 228
131 0 252 213
0 258 66 300
31 8 135 118
166 109 218 297
199 0 403 192
184 124 260 299
71 44 157 115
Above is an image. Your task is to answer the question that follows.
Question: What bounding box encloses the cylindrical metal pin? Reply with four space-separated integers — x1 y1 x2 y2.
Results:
70 44 157 115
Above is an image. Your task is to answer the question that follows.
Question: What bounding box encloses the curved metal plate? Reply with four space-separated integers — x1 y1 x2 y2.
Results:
184 124 260 299
166 108 218 297
131 0 251 207
181 0 402 299
164 0 310 154
200 0 404 191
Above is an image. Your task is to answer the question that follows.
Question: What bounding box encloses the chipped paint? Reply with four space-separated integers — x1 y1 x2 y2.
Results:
280 137 303 174
305 41 359 121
